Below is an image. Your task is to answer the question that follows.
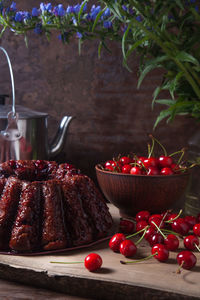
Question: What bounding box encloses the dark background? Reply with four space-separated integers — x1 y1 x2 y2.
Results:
0 0 199 181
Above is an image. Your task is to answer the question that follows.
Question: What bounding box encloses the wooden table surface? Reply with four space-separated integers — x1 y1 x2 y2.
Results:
0 205 199 300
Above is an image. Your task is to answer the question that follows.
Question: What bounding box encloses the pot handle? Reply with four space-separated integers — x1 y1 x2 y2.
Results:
1 111 21 141
0 47 16 116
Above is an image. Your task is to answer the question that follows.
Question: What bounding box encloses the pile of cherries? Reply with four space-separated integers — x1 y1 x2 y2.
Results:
102 136 189 176
109 210 200 272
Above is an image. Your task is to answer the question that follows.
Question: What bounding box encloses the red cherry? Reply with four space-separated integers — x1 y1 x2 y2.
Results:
177 251 197 270
193 223 200 237
147 167 160 176
120 156 132 165
119 219 135 234
184 216 197 230
171 163 181 173
158 156 173 168
120 239 137 258
164 234 179 251
105 165 114 172
171 218 190 236
160 167 174 175
84 253 102 272
137 157 146 166
109 233 126 252
122 164 132 174
160 210 172 221
167 213 178 222
143 157 158 168
130 166 142 175
136 220 148 234
105 160 113 168
136 210 150 222
184 235 199 251
149 214 162 222
144 227 156 240
151 244 169 262
148 233 164 247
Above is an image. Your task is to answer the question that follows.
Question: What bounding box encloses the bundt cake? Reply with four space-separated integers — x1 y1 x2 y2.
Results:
0 160 113 253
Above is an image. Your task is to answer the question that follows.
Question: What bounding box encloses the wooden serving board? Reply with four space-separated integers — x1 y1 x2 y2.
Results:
0 205 199 300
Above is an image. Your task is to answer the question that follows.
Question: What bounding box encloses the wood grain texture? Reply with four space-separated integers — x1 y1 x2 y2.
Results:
0 205 199 300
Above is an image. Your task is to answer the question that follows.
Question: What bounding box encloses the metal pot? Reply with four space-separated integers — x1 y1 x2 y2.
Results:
0 47 73 162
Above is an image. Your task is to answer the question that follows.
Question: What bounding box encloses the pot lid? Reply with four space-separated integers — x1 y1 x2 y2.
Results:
0 105 48 119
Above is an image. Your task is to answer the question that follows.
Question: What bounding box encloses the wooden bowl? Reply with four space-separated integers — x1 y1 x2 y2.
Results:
95 165 190 217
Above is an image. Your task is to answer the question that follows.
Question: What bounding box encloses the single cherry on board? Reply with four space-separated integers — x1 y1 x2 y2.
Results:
164 234 179 251
193 223 200 237
136 210 150 223
171 218 190 236
184 235 199 251
109 233 126 253
120 239 137 258
50 253 103 272
151 244 169 262
119 219 135 234
177 251 197 271
184 216 197 230
148 233 164 247
84 253 103 272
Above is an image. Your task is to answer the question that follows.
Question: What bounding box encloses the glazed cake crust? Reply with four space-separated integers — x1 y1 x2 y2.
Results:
0 160 113 253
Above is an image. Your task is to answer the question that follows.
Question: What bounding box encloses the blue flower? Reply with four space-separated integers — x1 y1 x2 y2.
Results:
66 6 73 14
122 5 128 12
54 4 65 17
77 32 82 38
15 11 23 22
101 8 110 20
73 4 81 14
72 17 77 25
32 7 39 17
34 23 42 34
10 2 16 11
23 11 31 21
103 20 112 29
40 3 52 13
136 15 142 22
90 5 101 20
81 1 87 13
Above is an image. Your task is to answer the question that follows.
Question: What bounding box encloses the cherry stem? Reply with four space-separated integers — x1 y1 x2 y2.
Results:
149 134 167 156
176 261 184 274
148 137 155 158
151 221 166 239
50 261 83 264
195 243 200 252
135 228 147 245
120 252 157 264
127 225 149 239
165 209 182 223
162 228 183 238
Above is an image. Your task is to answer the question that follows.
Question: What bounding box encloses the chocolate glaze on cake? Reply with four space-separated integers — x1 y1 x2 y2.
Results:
0 160 113 253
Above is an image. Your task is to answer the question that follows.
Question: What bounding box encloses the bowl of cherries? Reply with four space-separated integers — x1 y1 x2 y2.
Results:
95 136 191 217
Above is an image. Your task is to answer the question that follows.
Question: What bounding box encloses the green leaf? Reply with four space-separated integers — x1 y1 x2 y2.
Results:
154 99 175 106
98 41 103 59
24 35 28 48
175 51 199 66
78 0 88 24
0 26 6 38
152 86 162 109
138 55 168 88
153 109 171 130
92 7 106 32
122 22 132 60
126 36 149 59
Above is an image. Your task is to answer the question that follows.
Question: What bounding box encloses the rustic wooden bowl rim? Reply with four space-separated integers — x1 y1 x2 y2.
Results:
95 164 190 179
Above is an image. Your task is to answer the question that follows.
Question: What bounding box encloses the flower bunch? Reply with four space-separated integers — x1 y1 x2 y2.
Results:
0 1 120 48
0 0 200 127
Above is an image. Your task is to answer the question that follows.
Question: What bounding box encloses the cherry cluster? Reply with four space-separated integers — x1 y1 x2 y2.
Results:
109 210 200 271
102 136 189 176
